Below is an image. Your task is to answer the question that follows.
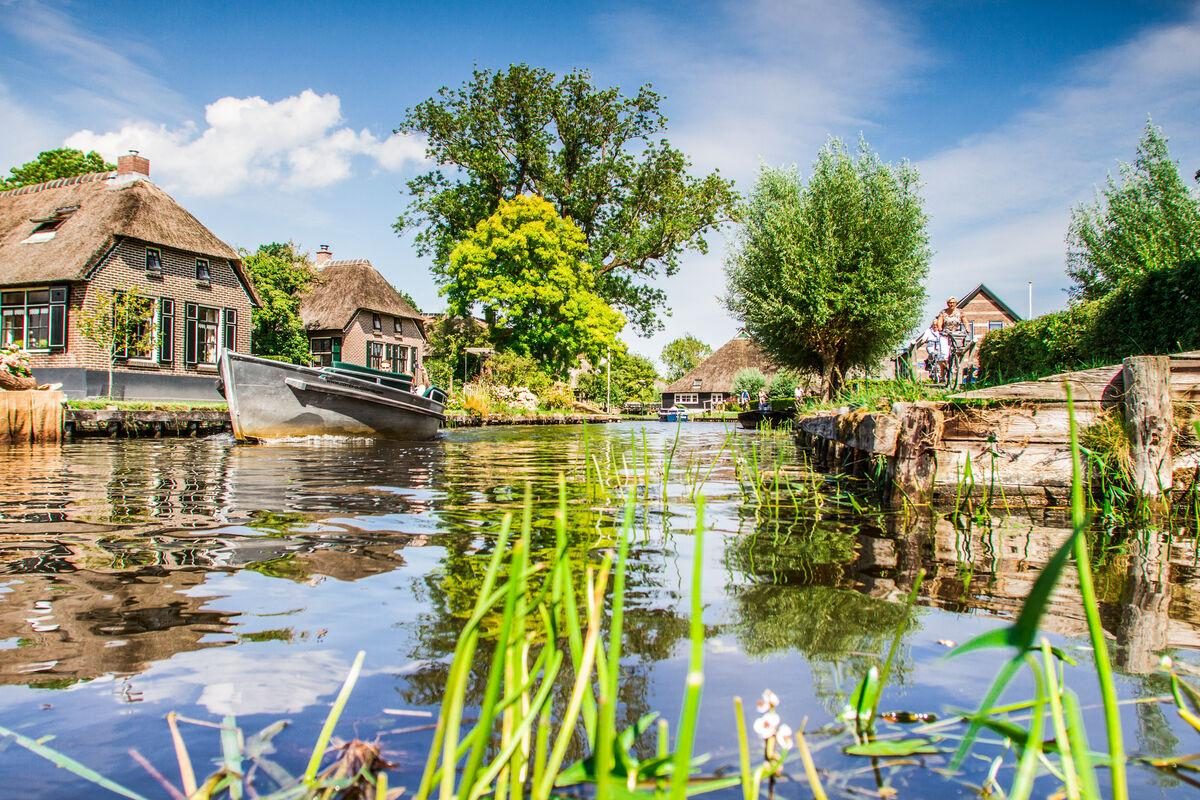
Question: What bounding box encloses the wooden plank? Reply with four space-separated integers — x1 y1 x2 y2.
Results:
942 403 1103 444
936 440 1075 488
888 403 944 504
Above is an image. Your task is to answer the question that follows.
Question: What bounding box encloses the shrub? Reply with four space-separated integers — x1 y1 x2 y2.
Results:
477 351 552 395
732 368 767 398
462 386 492 417
979 259 1200 381
766 369 802 401
542 383 576 410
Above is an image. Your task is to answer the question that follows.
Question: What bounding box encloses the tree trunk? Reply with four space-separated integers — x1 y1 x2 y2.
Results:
1122 355 1172 496
0 370 37 391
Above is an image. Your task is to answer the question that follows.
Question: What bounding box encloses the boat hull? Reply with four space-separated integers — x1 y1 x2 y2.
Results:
658 410 688 422
737 410 795 430
220 351 444 441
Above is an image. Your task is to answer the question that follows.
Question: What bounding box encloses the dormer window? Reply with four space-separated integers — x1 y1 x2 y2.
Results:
22 206 79 243
146 247 162 274
196 258 211 284
372 313 382 331
692 378 703 390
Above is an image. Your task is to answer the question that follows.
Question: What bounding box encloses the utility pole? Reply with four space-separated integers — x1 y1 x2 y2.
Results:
1028 281 1033 319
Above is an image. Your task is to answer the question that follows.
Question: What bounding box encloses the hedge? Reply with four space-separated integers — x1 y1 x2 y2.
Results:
979 259 1200 380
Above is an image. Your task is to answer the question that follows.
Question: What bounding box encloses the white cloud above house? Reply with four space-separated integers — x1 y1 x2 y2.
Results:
66 90 427 196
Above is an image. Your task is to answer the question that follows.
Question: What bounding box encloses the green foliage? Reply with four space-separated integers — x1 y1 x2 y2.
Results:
979 258 1200 379
660 335 712 381
1067 121 1200 302
396 64 739 335
725 141 930 399
542 383 577 410
765 370 801 401
241 242 316 365
576 351 660 407
731 368 766 399
425 314 492 389
0 148 115 190
77 286 155 397
477 350 553 395
445 195 625 376
398 289 421 313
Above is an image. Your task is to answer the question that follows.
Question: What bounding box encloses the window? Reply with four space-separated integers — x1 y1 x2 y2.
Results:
372 313 382 332
123 294 155 360
691 378 702 390
146 247 162 274
310 337 341 367
675 393 698 405
384 344 413 374
988 321 1004 332
223 308 237 352
367 341 384 370
1 287 65 351
185 303 220 365
159 299 174 363
23 206 78 242
196 258 211 283
394 317 404 334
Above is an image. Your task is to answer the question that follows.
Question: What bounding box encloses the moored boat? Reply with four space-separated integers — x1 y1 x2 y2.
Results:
658 405 689 422
219 350 445 441
737 409 795 430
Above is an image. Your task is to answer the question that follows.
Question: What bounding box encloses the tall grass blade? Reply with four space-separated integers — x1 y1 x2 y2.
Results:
304 650 365 786
669 495 706 800
166 711 198 797
0 723 150 800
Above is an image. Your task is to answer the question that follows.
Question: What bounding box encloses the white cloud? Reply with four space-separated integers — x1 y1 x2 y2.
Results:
65 90 427 195
918 9 1200 317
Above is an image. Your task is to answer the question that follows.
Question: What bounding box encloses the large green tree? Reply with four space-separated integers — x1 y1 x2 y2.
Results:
660 334 712 381
1067 121 1200 301
1 148 115 190
445 195 625 376
725 140 930 399
395 64 739 335
241 243 316 364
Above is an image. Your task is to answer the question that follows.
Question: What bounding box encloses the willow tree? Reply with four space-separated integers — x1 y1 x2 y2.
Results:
725 140 930 399
445 195 625 377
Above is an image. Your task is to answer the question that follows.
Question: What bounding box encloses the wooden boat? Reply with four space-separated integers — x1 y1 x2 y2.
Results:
219 350 445 441
737 409 795 430
658 405 689 422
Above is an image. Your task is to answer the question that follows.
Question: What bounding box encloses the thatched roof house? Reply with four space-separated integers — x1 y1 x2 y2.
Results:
299 248 427 374
661 335 778 409
0 169 257 299
0 154 259 400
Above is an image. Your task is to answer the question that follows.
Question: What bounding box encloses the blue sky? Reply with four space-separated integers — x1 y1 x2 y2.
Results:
2 0 1197 363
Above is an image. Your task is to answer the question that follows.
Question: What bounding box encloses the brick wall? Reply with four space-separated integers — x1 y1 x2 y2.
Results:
337 310 426 374
26 237 254 375
961 293 1017 342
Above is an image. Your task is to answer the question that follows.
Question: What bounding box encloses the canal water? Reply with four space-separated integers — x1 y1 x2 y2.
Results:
0 423 1197 798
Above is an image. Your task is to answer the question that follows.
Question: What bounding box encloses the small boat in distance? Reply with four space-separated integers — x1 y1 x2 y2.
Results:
219 350 446 441
658 405 689 422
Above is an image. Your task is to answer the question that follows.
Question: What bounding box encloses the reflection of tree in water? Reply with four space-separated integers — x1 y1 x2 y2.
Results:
724 511 918 716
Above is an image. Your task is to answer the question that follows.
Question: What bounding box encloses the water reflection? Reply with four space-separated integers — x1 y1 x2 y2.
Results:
0 425 1197 798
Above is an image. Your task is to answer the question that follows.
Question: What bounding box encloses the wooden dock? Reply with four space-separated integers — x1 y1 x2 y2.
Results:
796 351 1200 505
64 408 232 438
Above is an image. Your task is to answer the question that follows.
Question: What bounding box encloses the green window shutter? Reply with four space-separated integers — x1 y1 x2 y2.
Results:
159 298 175 362
48 286 67 349
184 303 197 364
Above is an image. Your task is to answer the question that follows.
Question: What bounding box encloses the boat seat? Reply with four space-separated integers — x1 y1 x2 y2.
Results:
423 386 447 404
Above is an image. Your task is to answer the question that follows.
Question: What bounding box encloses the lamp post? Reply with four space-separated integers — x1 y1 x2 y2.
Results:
1028 281 1033 319
605 348 612 413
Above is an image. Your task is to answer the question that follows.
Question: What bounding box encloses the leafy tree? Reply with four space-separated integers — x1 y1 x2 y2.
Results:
1067 121 1200 301
1 148 115 190
445 195 625 377
577 351 660 407
731 368 767 399
766 369 802 401
660 334 712 381
241 243 316 364
398 289 421 313
396 64 739 335
424 314 491 391
725 141 930 399
77 287 155 397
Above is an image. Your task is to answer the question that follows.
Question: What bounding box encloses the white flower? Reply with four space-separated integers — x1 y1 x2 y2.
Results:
755 689 780 713
775 724 794 750
753 711 780 740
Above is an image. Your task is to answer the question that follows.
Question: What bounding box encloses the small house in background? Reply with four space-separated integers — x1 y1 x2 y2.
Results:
299 246 427 381
660 335 777 411
0 153 259 399
958 283 1022 341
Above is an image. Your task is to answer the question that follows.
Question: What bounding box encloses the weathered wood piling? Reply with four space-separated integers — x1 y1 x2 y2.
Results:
795 350 1200 505
0 390 64 444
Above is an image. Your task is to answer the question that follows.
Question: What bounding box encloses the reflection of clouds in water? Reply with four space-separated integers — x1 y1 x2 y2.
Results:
144 649 350 716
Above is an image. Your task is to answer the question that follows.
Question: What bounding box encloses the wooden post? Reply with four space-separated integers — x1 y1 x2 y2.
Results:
1122 355 1172 496
888 402 944 506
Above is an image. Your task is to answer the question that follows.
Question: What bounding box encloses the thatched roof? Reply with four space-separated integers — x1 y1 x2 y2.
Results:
300 259 423 332
0 172 258 303
663 336 779 394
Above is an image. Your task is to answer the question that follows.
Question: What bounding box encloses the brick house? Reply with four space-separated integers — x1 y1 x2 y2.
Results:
299 247 427 381
0 154 259 399
661 335 778 410
957 283 1023 341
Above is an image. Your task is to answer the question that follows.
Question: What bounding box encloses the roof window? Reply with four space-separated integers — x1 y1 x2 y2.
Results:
22 205 79 243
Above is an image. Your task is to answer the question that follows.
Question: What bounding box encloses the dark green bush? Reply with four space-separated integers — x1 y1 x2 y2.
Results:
979 260 1200 380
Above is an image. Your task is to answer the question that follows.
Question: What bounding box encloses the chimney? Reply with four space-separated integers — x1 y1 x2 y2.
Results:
315 244 333 269
117 150 150 177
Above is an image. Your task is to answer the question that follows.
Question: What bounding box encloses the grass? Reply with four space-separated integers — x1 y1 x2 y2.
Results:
66 399 228 412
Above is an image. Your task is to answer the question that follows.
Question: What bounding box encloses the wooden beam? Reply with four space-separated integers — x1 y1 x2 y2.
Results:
1123 355 1173 496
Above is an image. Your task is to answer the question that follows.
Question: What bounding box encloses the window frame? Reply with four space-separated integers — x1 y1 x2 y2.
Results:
988 320 1004 332
146 247 163 274
196 258 212 284
675 393 698 405
222 308 237 352
309 336 341 367
159 298 174 363
393 317 404 334
185 303 220 365
1 286 66 353
372 313 382 332
367 341 384 370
